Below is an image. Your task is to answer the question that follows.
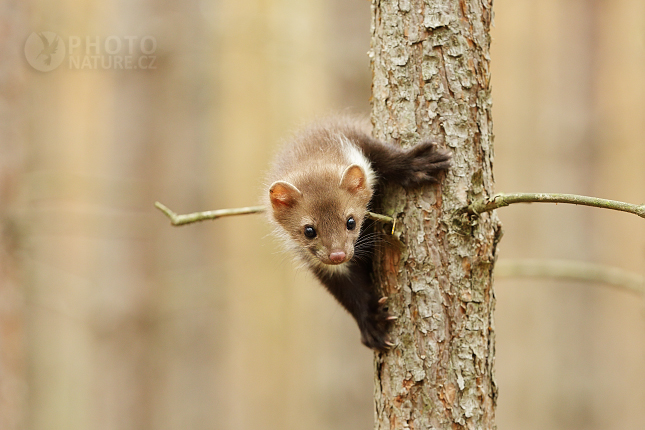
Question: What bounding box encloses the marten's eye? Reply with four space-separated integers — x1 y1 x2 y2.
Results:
304 225 317 239
346 216 356 231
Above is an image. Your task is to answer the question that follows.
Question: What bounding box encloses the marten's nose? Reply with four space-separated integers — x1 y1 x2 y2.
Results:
329 251 346 264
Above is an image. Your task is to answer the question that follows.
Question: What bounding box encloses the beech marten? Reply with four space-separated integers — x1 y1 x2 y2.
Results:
266 117 450 351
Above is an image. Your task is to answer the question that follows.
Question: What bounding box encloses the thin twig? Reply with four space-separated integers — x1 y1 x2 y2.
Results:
154 202 266 226
495 259 644 296
154 202 394 226
467 193 645 219
367 211 396 225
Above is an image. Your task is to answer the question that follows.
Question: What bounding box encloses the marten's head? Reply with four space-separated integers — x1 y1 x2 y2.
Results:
268 163 373 271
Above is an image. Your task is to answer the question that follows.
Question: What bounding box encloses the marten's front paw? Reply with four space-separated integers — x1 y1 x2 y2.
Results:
402 142 451 187
359 297 397 352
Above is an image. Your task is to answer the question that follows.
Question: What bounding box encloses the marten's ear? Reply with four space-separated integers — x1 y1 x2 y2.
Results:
269 181 302 209
340 164 367 194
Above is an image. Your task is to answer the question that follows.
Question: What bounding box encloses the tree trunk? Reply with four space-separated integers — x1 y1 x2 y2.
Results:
0 2 28 429
369 1 500 428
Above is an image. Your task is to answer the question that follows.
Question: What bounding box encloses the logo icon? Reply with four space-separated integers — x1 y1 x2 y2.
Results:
24 32 66 72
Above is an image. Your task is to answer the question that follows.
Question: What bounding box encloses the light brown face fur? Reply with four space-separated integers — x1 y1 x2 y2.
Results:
266 118 377 271
269 163 373 270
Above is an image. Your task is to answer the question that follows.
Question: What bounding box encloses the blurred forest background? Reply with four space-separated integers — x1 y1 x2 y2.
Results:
1 0 644 429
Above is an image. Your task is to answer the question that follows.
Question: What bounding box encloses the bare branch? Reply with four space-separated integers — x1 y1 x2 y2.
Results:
366 211 396 226
467 193 645 219
495 259 644 296
154 202 266 226
154 202 394 226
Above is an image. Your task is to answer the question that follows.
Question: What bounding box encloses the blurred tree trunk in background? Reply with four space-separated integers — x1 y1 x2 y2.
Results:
491 0 645 429
370 1 499 428
25 1 158 428
0 2 28 429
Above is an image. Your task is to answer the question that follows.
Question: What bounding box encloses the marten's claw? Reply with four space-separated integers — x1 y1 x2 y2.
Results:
359 297 397 351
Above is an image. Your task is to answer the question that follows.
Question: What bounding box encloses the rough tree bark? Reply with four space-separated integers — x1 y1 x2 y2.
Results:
369 1 500 429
